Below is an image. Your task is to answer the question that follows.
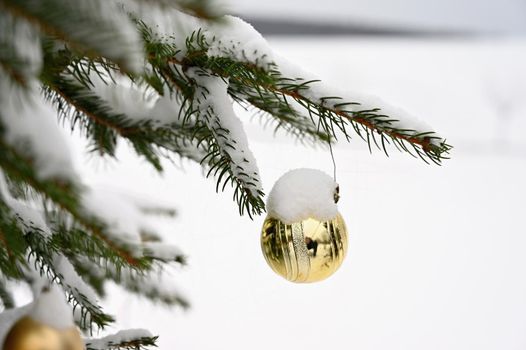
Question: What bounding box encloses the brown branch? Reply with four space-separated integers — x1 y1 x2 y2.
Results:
256 85 437 154
49 84 151 141
285 90 435 152
0 60 27 88
51 87 128 134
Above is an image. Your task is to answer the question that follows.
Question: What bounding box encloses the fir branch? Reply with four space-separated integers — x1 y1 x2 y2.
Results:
232 88 330 145
189 69 265 217
120 272 189 308
43 75 125 156
226 63 449 163
49 226 154 273
0 0 142 71
141 20 450 161
25 231 115 330
63 215 145 269
0 199 27 279
143 30 266 216
42 75 208 167
0 10 41 87
86 330 158 350
77 258 189 308
0 277 15 309
174 31 451 163
41 47 208 167
138 205 177 217
69 258 106 298
142 25 328 145
43 37 267 216
0 137 79 215
0 136 144 267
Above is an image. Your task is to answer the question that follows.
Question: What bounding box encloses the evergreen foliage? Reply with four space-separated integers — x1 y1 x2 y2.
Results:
0 0 450 347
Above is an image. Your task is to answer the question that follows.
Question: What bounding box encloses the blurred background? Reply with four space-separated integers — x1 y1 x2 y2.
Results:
31 1 526 349
237 0 526 36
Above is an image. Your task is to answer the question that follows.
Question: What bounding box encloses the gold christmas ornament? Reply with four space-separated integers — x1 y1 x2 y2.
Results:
2 316 83 350
261 213 348 283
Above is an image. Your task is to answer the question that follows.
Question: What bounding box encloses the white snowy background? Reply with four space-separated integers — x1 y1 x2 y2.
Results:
14 1 526 348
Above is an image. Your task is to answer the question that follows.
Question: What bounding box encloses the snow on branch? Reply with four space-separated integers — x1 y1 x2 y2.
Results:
142 242 186 263
76 256 189 308
190 69 265 216
81 188 146 246
0 10 41 86
114 266 190 307
0 173 50 237
24 234 115 329
135 8 450 163
0 0 144 72
0 175 113 330
41 55 208 167
0 172 185 329
0 277 15 310
52 255 99 307
86 329 157 350
273 57 451 163
80 186 183 260
0 78 77 181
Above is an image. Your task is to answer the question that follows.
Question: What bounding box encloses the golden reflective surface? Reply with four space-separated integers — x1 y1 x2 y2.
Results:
3 317 83 350
261 213 348 283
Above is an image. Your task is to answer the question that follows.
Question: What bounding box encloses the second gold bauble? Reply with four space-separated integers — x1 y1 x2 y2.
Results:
261 213 348 283
3 316 83 350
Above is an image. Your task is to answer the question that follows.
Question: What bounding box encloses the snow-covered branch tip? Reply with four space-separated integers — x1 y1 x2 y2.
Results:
85 329 158 350
189 68 265 216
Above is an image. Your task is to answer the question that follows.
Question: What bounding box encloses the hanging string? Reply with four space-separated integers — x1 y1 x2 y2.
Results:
328 138 340 203
317 117 337 182
328 139 337 182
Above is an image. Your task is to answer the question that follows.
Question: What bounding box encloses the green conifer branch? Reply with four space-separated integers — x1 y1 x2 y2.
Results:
48 226 155 273
0 0 141 71
112 268 189 308
0 199 27 279
85 333 158 350
0 278 14 309
25 231 115 330
75 257 189 308
0 136 157 270
231 87 331 144
0 10 40 87
179 39 451 163
137 23 451 163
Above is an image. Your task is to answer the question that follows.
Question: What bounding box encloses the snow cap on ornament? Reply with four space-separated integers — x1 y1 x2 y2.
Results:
2 285 83 350
266 168 340 224
29 285 75 330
